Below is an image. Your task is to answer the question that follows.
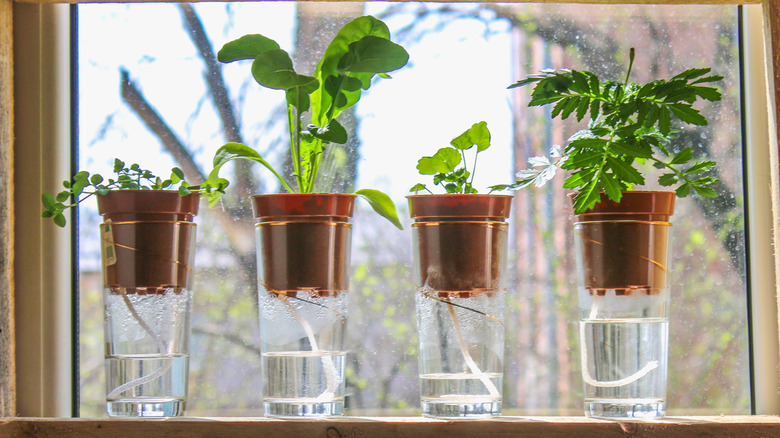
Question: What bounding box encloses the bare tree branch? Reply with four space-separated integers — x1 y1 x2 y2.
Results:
120 68 206 183
179 3 260 196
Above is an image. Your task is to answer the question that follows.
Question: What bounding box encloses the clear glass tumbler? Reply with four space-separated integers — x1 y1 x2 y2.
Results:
573 191 674 419
253 194 354 417
99 190 198 417
409 194 512 418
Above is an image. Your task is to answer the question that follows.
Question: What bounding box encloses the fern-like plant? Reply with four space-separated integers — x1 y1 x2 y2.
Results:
505 49 723 214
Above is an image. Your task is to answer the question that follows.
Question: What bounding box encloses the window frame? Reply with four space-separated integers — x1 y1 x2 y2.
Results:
5 0 780 424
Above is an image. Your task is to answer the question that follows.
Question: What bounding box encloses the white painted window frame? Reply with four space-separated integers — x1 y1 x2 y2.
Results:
11 1 778 417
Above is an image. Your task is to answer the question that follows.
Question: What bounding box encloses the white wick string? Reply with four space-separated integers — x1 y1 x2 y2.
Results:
281 295 340 401
580 296 658 388
446 299 501 398
107 292 172 400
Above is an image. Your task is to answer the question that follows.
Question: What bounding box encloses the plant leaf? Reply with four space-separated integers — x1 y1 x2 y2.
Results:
417 147 461 175
338 36 409 74
309 119 348 144
217 34 280 62
450 121 491 152
355 188 403 230
252 49 318 91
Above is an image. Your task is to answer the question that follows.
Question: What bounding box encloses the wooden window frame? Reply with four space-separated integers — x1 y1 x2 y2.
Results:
2 0 780 435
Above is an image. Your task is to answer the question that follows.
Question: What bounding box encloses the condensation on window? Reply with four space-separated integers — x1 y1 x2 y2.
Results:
77 2 747 416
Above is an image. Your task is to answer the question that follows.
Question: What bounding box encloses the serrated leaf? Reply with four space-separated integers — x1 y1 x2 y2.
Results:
601 171 622 202
575 96 590 121
684 160 716 174
668 103 707 125
409 183 427 192
658 173 679 186
550 97 569 119
670 148 694 165
692 86 722 101
676 183 691 197
561 96 580 119
692 185 717 198
606 156 644 185
659 107 671 135
572 181 604 214
508 76 544 89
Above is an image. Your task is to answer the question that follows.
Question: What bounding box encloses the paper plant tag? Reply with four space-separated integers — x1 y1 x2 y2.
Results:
101 220 117 267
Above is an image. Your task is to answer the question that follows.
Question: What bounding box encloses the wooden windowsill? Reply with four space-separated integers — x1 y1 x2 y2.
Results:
1 416 779 437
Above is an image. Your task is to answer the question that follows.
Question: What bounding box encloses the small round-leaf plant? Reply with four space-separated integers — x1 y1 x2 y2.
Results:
411 121 504 195
41 158 218 227
503 48 723 214
205 15 408 230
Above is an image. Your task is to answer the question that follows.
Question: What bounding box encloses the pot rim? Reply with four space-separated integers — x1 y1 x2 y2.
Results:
252 192 357 220
97 189 200 218
407 193 513 220
571 190 675 219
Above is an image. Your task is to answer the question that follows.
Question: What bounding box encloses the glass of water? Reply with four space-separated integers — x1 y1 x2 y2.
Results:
573 191 674 419
99 191 199 417
409 194 511 418
253 194 354 417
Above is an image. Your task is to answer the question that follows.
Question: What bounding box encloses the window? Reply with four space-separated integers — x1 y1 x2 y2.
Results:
74 2 753 417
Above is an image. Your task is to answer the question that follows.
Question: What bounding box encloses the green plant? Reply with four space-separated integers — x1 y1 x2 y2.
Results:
507 49 723 214
205 15 408 229
410 121 500 194
41 158 206 227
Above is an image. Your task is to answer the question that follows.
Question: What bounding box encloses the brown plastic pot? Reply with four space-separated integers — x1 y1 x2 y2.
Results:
572 191 675 295
98 190 200 293
408 194 512 295
252 193 355 297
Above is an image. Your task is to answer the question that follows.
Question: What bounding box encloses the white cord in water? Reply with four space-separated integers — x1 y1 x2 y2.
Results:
580 296 658 388
281 295 340 401
446 301 501 398
107 292 172 400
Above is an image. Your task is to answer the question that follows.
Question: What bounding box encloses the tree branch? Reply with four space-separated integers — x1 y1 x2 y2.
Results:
178 3 260 196
120 68 206 184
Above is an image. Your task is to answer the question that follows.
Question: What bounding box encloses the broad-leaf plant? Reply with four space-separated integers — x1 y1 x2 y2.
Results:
505 49 723 214
411 121 501 194
205 15 408 229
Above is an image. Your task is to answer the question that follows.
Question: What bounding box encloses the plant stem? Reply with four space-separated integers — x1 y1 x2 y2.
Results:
289 101 303 192
624 47 635 87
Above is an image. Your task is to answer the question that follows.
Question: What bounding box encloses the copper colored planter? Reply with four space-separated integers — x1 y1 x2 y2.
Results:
408 194 512 294
573 191 675 295
252 193 355 296
98 190 200 293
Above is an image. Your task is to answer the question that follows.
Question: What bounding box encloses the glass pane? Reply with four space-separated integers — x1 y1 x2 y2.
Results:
77 2 747 416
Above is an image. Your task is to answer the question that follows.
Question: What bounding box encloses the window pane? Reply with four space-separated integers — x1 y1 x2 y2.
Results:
77 2 747 416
